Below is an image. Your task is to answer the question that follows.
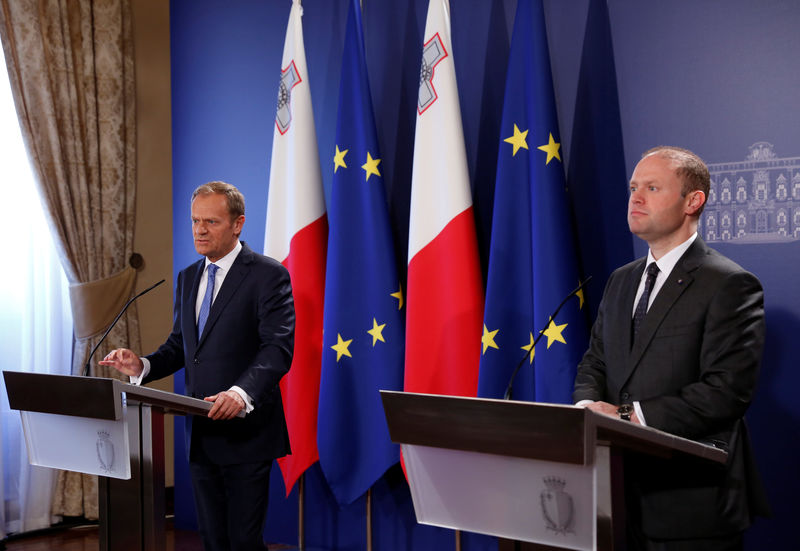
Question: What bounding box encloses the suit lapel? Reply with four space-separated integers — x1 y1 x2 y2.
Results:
624 240 706 383
618 260 645 354
186 260 204 349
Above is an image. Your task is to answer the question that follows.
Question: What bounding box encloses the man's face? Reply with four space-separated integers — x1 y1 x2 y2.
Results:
191 193 244 262
627 154 695 246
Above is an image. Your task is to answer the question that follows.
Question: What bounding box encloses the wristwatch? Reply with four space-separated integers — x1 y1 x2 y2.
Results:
617 403 633 421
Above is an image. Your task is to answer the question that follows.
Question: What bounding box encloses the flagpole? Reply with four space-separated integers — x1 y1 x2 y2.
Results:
366 488 373 551
298 473 305 550
455 529 461 551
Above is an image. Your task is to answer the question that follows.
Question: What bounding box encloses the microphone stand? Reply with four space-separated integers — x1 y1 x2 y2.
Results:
82 279 165 377
503 276 592 400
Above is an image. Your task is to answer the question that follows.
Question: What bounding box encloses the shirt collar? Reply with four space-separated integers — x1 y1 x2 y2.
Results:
204 240 242 273
647 232 697 278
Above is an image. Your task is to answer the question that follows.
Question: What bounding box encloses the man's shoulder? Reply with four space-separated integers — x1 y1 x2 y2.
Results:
237 243 289 276
691 241 757 280
610 256 646 279
238 243 282 266
177 258 205 278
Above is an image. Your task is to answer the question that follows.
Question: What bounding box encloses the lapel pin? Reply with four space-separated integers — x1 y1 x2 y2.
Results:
677 279 684 285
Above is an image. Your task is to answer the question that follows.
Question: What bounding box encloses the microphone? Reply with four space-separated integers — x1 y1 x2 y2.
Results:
503 276 592 400
82 279 166 377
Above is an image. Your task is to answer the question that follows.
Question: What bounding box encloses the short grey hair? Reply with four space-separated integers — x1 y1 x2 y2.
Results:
191 181 245 219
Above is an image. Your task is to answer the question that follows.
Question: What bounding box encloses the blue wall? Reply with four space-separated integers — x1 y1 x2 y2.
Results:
169 0 800 548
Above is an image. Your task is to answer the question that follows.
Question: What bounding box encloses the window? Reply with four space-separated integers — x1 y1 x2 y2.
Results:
0 51 73 536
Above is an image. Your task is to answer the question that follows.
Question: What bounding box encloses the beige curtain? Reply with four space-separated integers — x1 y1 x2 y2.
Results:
0 0 138 520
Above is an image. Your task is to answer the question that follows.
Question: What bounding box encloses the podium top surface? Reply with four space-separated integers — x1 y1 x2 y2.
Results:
3 371 238 420
380 391 727 466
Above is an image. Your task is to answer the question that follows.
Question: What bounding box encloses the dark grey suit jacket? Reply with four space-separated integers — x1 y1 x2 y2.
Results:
574 237 769 539
144 242 295 465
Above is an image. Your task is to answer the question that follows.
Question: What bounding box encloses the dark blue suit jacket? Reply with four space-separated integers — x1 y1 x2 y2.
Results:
144 242 294 465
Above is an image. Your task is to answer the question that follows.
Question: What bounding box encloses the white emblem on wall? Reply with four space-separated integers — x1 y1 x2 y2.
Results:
702 142 800 243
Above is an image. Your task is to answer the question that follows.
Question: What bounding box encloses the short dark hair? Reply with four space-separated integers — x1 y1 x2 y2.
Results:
191 181 245 219
642 146 710 215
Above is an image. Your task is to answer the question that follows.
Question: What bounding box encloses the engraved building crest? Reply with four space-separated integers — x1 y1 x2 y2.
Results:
701 142 800 243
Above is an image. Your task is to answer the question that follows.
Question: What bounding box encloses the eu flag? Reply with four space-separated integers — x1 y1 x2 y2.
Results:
317 0 405 506
478 0 589 403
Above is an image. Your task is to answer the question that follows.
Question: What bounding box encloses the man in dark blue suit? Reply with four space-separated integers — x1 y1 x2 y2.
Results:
101 181 295 551
574 147 768 550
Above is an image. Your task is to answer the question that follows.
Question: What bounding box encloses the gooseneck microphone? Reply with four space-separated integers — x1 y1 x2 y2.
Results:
503 276 592 400
82 279 165 377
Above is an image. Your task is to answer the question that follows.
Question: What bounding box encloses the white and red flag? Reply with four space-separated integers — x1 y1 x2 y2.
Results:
264 0 327 495
405 0 483 398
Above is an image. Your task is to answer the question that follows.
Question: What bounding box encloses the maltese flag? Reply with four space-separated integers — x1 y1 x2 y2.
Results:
264 0 327 495
405 0 483 398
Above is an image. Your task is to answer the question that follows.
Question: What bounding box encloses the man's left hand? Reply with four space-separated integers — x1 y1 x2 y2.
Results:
586 400 642 424
205 390 245 420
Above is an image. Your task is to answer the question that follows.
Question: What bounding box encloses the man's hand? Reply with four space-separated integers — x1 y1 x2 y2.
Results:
99 348 144 377
205 390 245 420
585 401 641 424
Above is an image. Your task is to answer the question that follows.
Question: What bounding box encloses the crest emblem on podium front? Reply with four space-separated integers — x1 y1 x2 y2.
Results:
540 476 575 535
96 430 115 473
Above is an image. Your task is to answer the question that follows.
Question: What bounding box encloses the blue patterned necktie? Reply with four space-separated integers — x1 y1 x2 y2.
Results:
197 263 219 338
632 262 660 341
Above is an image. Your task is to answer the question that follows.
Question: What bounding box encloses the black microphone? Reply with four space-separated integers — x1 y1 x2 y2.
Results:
82 279 166 377
503 276 592 400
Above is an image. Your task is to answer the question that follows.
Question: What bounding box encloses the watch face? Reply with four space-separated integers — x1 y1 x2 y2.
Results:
617 404 633 420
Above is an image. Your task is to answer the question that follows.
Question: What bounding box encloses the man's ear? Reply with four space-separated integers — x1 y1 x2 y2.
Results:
233 214 245 236
686 190 706 216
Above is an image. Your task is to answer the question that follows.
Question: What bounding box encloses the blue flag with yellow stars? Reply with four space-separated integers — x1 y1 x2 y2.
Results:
478 0 589 403
317 0 405 506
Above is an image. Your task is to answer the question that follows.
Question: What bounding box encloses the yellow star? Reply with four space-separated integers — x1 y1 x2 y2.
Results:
390 284 404 310
576 286 585 310
541 318 567 348
367 318 386 346
334 145 348 173
361 152 382 181
521 332 535 364
331 333 353 361
537 133 561 164
481 324 500 354
503 124 529 156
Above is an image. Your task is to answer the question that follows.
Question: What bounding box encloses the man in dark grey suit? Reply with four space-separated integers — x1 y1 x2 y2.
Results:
574 147 769 550
101 181 294 551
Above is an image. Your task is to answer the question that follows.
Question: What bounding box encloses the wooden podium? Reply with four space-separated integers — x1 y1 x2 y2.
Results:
380 391 727 551
3 371 230 551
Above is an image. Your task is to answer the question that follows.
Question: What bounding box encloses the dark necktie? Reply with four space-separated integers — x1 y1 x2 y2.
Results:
197 263 218 337
632 262 660 341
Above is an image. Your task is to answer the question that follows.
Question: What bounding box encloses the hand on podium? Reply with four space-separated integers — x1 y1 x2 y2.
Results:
205 390 246 420
99 348 144 378
586 400 641 424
